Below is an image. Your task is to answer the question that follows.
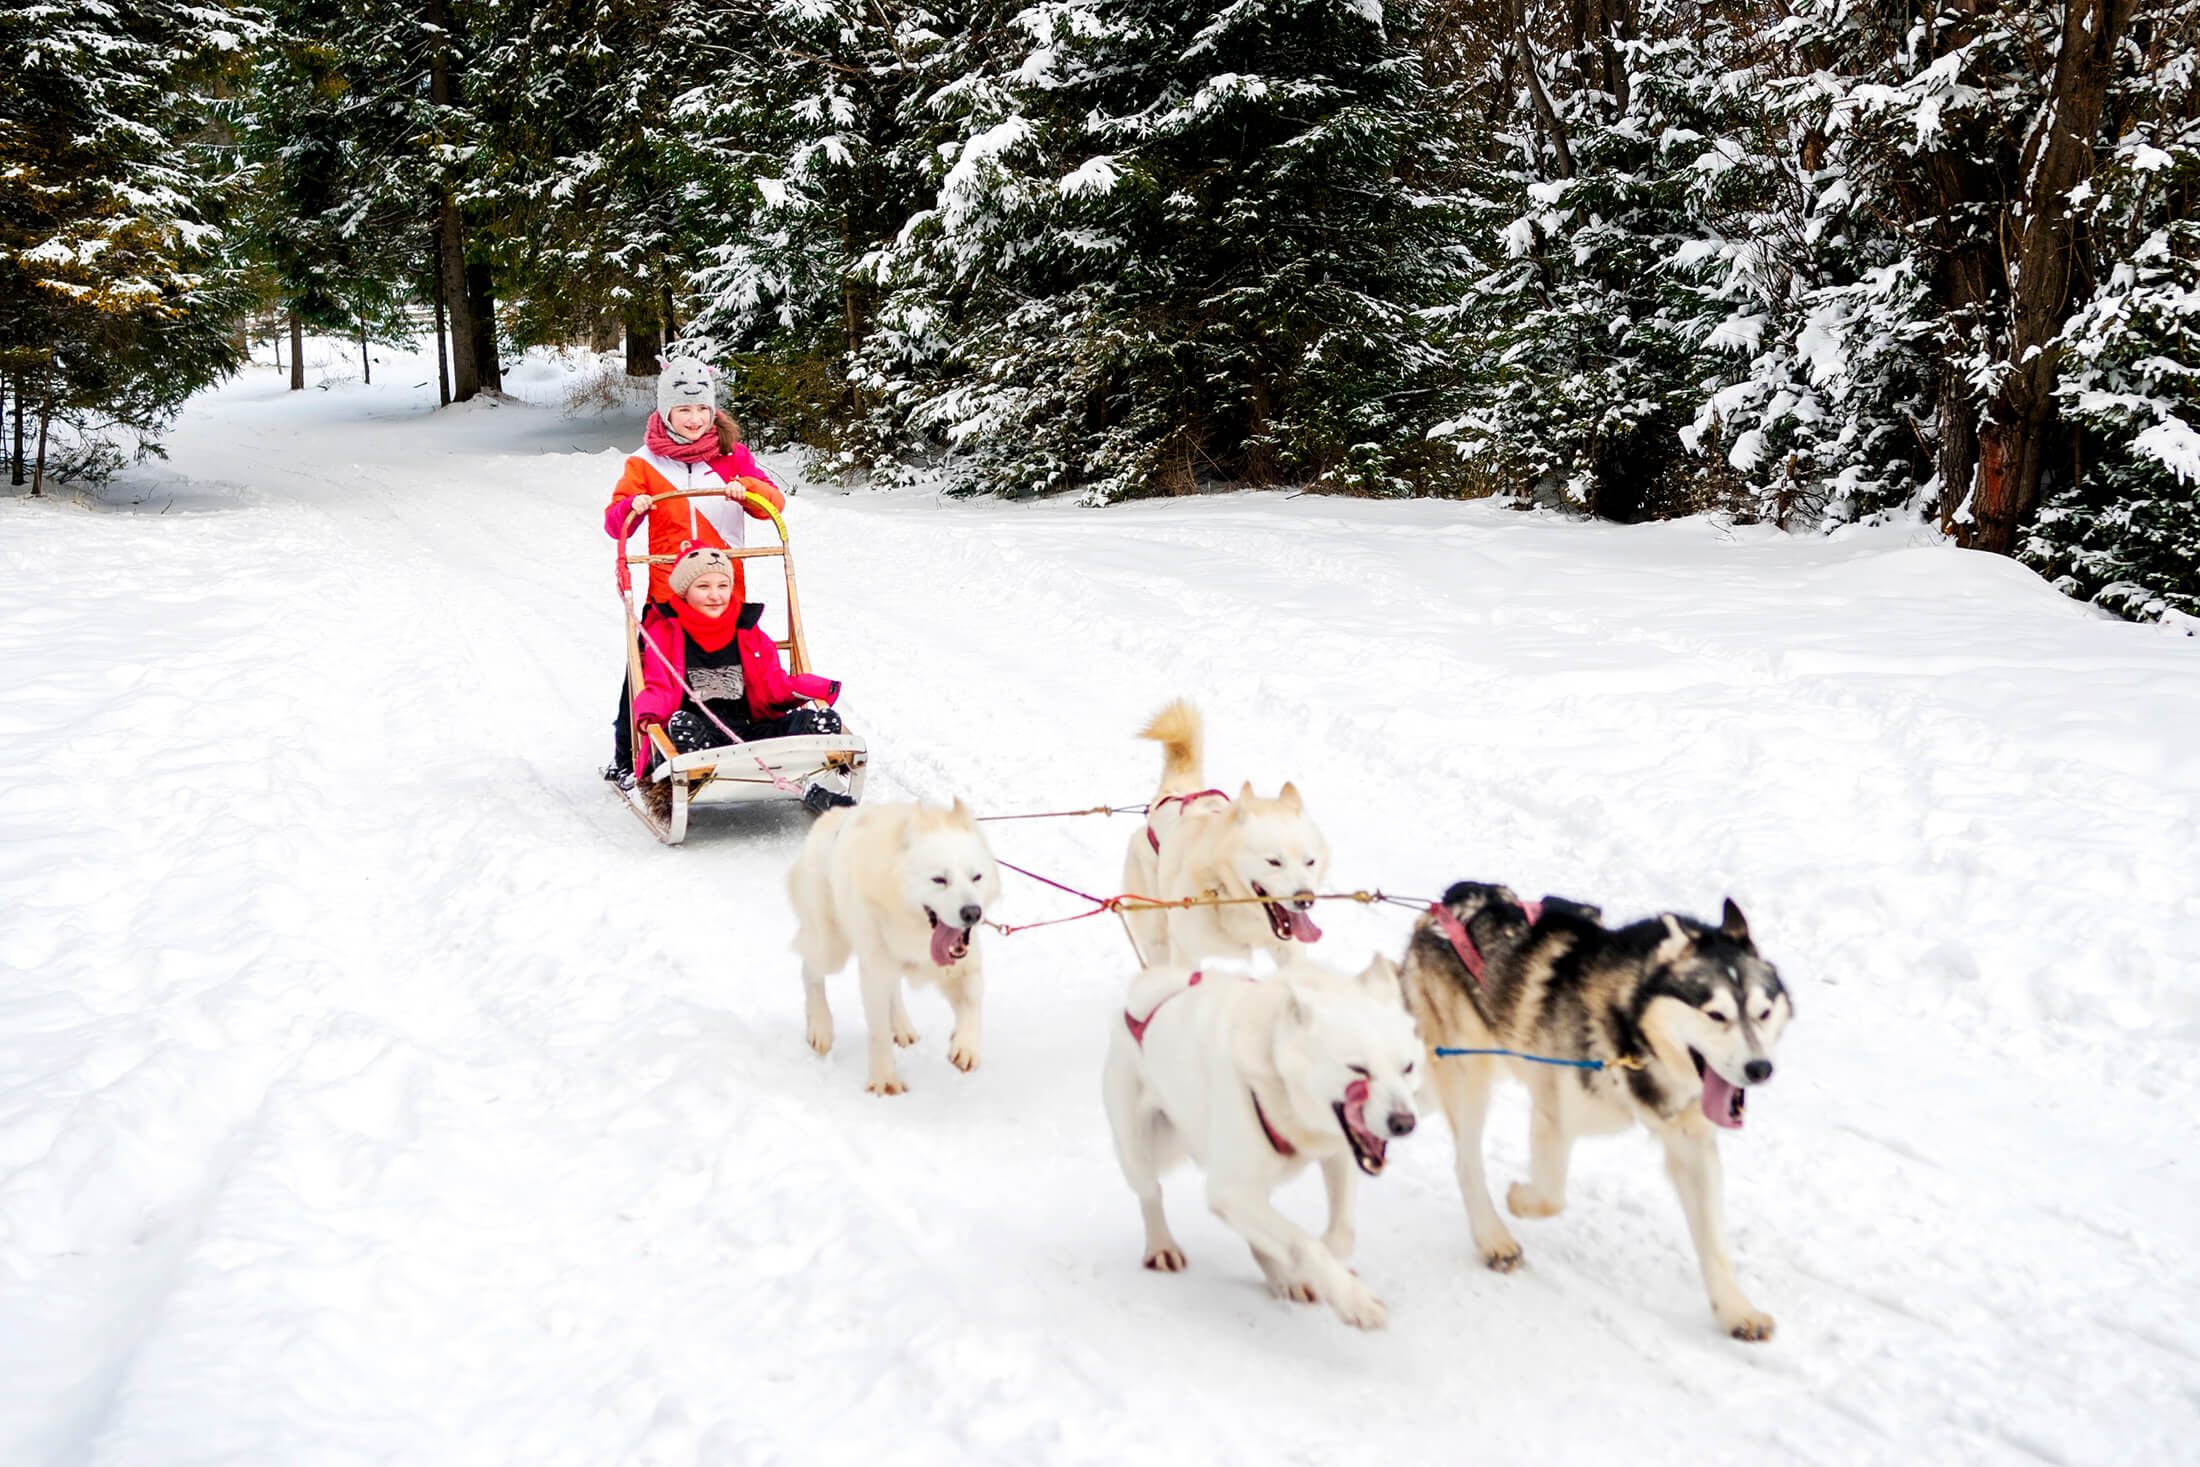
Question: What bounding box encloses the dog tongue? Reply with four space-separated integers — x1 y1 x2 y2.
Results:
1342 1078 1385 1165
1287 908 1322 942
1700 1066 1745 1129
929 924 967 967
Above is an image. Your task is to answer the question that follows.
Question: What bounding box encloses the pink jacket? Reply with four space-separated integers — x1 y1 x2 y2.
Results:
635 602 841 729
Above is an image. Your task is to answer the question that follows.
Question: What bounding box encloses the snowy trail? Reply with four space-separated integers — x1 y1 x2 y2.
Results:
3 350 2196 1466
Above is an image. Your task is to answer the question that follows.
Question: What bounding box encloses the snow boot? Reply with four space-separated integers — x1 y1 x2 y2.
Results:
802 784 857 816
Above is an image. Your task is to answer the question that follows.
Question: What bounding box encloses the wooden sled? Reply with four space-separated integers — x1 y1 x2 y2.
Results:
615 488 869 846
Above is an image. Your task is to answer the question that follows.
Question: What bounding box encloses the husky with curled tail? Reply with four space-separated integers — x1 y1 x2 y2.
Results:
1121 700 1330 968
1400 882 1795 1340
787 799 1000 1095
1103 952 1422 1329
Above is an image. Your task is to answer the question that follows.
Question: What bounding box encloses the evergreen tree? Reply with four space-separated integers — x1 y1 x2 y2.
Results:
0 0 261 487
852 0 1469 498
472 0 708 366
241 0 433 378
2024 0 2200 619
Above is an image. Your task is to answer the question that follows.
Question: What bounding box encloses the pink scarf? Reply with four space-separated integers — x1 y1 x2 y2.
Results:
646 410 722 465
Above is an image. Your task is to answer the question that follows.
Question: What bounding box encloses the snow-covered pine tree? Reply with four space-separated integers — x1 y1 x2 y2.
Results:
2025 0 2200 620
240 0 432 382
0 0 262 488
1430 0 1802 519
678 0 951 439
1667 0 1945 528
472 0 720 367
853 0 1467 499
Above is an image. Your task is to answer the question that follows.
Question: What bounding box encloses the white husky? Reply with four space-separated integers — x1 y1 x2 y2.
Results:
786 799 1001 1095
1100 953 1422 1329
1121 700 1330 967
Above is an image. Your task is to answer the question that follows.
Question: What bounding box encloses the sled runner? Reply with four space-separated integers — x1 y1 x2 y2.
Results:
616 488 868 845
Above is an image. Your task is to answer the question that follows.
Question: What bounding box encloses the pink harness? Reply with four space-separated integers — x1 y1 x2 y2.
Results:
1145 788 1231 852
1124 971 1203 1046
1429 899 1542 988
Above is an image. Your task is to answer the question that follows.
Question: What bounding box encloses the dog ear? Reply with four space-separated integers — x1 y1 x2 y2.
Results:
949 796 974 826
1277 781 1302 812
1356 953 1402 1004
1719 898 1750 944
1657 913 1693 960
1235 781 1255 819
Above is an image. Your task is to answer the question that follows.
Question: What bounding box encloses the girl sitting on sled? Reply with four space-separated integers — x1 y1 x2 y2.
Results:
632 542 852 811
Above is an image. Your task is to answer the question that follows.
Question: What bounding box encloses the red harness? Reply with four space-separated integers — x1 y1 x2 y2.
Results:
1145 788 1231 852
1429 899 1542 988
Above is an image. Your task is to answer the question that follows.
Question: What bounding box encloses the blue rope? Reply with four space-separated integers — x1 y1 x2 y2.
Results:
1434 1046 1615 1072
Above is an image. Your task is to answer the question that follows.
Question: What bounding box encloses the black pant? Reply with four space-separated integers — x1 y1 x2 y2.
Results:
666 700 840 753
612 678 634 774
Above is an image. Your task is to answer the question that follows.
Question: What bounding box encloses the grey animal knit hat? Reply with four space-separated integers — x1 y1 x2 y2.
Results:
657 356 718 420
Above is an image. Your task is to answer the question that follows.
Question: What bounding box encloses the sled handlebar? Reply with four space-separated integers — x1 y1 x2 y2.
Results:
616 488 789 548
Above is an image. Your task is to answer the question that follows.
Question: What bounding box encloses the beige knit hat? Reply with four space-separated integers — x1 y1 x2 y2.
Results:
668 541 736 598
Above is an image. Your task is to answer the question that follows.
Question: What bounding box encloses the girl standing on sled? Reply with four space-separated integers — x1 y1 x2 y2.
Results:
633 543 853 815
605 355 785 782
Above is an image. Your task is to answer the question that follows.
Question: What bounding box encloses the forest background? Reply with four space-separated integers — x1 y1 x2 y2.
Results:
3 0 2195 620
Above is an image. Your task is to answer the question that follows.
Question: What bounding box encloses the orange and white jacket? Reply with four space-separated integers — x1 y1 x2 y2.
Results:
605 445 786 604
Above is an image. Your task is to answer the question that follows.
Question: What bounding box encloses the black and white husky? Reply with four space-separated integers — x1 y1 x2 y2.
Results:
1399 882 1795 1340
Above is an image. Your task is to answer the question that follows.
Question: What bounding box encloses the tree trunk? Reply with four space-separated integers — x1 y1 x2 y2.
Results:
661 284 678 346
424 0 481 401
359 319 370 384
9 375 22 487
30 397 51 497
1513 0 1576 179
436 197 481 400
289 309 304 391
466 258 500 395
272 317 282 373
625 301 662 377
1961 0 2133 555
589 311 620 353
432 237 452 404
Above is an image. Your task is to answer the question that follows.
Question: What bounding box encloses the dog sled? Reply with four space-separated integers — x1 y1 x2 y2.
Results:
616 487 868 844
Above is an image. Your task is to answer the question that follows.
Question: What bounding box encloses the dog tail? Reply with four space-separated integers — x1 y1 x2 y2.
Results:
1138 699 1204 795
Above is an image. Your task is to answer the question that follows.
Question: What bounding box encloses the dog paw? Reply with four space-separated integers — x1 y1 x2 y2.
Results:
865 1074 908 1097
1269 1278 1320 1305
947 1037 979 1072
805 1020 833 1056
1330 1282 1389 1331
1481 1240 1524 1273
1143 1246 1188 1273
1506 1182 1564 1219
892 1026 919 1048
1724 1310 1776 1343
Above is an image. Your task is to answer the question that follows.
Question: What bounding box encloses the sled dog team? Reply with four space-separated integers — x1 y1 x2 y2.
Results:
786 700 1795 1341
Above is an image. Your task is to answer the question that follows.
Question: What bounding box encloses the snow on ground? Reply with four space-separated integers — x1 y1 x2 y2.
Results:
2 341 2196 1467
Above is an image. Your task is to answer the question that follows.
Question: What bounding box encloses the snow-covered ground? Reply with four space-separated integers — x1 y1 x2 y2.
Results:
3 342 2196 1467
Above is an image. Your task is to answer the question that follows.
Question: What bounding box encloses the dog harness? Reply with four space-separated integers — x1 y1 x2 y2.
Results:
1123 973 1300 1158
1249 1090 1298 1158
1144 788 1231 852
1124 971 1202 1047
1429 898 1542 988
